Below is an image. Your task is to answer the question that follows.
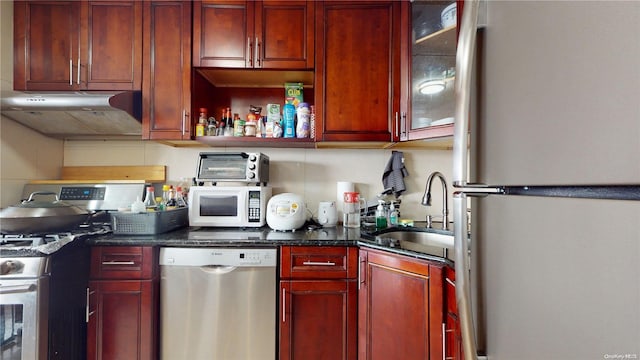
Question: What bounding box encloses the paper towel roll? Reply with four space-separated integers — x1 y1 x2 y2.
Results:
336 181 355 223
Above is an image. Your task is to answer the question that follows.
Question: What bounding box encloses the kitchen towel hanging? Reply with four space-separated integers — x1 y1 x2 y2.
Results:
382 151 409 197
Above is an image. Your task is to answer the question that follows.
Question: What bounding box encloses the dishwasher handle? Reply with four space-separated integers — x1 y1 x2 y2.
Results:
199 265 237 274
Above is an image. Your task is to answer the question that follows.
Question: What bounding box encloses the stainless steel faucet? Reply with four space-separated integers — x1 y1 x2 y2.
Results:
421 171 448 230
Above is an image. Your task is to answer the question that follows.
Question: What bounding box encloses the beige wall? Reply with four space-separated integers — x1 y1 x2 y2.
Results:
1 0 455 223
1 0 65 208
64 141 454 222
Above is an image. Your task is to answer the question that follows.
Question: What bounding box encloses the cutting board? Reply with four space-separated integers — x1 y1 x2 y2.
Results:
60 166 166 182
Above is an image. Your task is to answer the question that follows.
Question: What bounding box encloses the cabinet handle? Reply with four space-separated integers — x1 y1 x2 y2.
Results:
247 37 252 67
85 287 96 323
182 109 186 135
69 59 73 86
358 256 362 290
77 57 81 85
401 112 407 138
255 36 260 67
302 261 336 266
446 277 456 287
395 112 399 140
358 256 365 289
282 287 286 323
101 261 135 265
442 323 446 360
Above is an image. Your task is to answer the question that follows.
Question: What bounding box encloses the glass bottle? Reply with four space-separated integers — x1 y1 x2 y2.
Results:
143 186 157 210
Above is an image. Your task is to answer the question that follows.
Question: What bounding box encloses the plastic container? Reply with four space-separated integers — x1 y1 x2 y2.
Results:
375 200 387 229
143 186 157 210
111 207 188 235
389 201 399 226
283 103 296 138
296 102 310 138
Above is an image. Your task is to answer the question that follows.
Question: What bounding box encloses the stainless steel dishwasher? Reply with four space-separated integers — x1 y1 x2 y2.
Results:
159 247 277 360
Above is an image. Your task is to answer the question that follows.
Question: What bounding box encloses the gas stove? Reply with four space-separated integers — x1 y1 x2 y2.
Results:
1 181 147 257
0 223 111 256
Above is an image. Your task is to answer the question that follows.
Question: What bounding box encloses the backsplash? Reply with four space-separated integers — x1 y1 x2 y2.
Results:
62 140 454 222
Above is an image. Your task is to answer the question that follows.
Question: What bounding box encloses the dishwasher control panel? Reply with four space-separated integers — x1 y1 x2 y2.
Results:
159 247 277 267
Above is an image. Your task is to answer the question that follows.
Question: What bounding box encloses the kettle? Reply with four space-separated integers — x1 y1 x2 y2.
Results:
266 193 307 231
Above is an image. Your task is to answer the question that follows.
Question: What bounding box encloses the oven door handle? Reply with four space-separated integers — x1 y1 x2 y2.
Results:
0 283 37 294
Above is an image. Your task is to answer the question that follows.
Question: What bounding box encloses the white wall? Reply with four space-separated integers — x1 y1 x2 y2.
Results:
0 0 65 208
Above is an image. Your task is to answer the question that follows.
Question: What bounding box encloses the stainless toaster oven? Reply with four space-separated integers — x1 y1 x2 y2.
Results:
196 152 269 185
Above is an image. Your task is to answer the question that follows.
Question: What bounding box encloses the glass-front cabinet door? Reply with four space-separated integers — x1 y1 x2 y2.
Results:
400 1 461 141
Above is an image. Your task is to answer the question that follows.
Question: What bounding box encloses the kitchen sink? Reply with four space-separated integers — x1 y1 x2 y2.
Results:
369 228 454 258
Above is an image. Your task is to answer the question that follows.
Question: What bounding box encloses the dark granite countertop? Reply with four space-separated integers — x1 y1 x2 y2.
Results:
86 223 454 265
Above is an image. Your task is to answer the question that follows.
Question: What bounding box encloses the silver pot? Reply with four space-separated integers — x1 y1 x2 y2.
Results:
0 191 89 234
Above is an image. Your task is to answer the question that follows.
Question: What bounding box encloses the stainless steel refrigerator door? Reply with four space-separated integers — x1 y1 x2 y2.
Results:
472 195 640 359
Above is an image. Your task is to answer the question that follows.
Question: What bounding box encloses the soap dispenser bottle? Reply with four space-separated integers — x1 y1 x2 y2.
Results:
375 200 388 229
389 201 399 226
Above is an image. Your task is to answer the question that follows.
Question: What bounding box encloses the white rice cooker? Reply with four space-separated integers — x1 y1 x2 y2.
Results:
266 193 307 231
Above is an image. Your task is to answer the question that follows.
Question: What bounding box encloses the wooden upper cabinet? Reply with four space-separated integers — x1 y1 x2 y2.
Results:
142 0 192 140
399 0 463 142
13 0 142 91
314 1 401 142
193 0 314 69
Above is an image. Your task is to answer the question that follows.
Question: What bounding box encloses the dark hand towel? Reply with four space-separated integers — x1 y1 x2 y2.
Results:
382 151 409 197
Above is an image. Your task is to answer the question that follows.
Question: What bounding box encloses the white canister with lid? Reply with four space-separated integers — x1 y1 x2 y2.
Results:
296 102 310 138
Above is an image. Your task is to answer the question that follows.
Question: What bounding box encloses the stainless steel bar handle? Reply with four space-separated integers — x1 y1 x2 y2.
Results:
452 0 479 187
69 59 73 85
255 36 260 67
302 261 336 266
77 56 81 85
182 110 186 135
247 37 252 67
442 322 446 360
102 261 135 265
358 256 362 290
0 283 36 294
282 287 286 323
454 193 477 360
85 287 96 322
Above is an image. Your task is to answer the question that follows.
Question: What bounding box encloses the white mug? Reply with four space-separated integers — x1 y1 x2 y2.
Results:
318 201 338 227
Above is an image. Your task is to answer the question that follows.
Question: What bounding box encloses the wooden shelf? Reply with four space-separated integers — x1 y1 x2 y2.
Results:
195 136 316 148
196 68 314 88
414 25 457 55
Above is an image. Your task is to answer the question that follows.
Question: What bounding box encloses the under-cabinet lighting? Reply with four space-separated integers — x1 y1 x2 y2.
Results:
418 80 446 95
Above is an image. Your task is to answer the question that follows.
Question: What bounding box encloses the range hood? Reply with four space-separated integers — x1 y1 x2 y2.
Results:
0 90 143 139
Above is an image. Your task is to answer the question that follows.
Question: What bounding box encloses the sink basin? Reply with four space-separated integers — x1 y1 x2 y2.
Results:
372 229 454 258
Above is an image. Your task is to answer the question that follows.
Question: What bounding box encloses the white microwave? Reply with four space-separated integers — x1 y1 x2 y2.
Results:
188 185 272 227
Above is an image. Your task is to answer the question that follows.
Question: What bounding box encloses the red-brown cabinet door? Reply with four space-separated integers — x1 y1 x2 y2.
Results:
142 0 192 140
193 0 254 68
86 280 156 360
82 1 142 90
279 280 357 360
14 1 80 90
255 0 314 69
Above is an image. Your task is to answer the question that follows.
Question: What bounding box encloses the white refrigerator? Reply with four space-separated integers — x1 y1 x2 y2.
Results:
453 1 640 359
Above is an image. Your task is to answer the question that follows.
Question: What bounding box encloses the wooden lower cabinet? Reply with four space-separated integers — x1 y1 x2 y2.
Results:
87 246 158 360
444 265 463 360
358 248 444 360
279 246 358 360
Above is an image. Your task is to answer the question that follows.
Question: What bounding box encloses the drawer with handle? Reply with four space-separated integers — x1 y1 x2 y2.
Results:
90 246 157 279
280 246 358 279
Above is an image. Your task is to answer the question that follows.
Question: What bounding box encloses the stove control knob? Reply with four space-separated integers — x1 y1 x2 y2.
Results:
1 260 23 275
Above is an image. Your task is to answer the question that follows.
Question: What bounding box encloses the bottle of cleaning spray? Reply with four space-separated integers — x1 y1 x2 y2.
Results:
389 201 399 226
376 200 388 229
